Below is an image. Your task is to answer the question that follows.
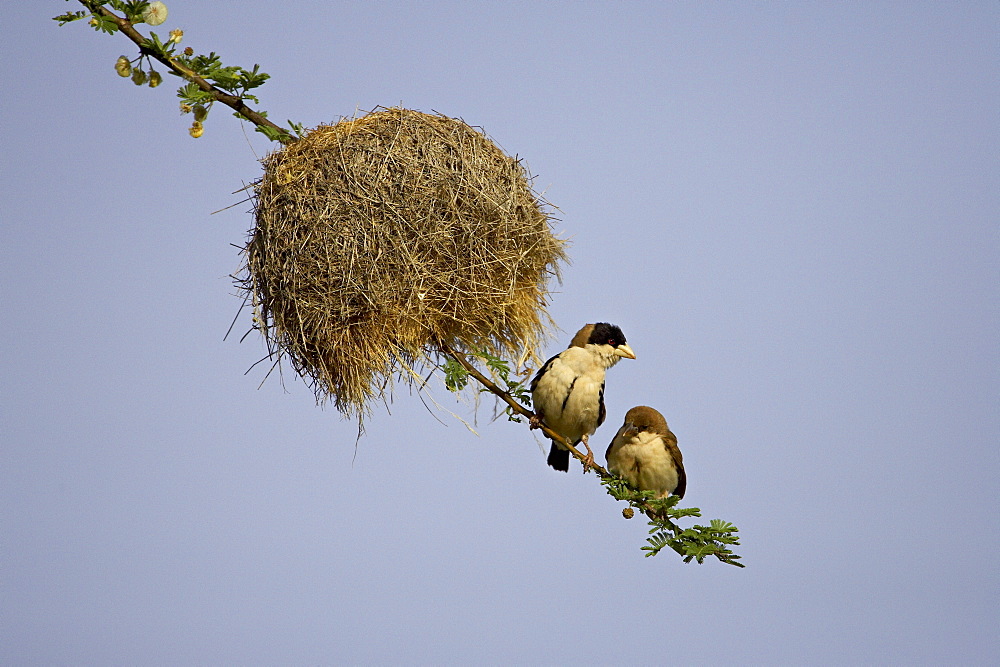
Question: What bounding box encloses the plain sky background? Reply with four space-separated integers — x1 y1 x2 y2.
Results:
3 1 997 663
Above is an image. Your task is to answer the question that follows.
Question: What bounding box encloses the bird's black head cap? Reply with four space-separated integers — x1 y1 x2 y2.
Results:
570 322 627 349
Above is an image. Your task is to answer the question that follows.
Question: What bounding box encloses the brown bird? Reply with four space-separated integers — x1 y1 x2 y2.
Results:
605 405 686 499
530 323 636 471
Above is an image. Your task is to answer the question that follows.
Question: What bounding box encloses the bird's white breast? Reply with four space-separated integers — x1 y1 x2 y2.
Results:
607 430 679 498
531 347 608 444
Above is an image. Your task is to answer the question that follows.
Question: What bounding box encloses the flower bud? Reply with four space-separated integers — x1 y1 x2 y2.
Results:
168 29 184 44
183 46 194 57
148 70 162 88
189 121 204 138
622 507 635 520
180 103 192 114
131 68 148 86
193 105 208 122
115 56 132 78
142 2 168 26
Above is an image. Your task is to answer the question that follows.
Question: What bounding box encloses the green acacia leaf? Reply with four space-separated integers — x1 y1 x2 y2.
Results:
53 11 89 25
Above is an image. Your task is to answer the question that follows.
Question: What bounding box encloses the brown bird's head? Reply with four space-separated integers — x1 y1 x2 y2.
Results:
620 405 670 439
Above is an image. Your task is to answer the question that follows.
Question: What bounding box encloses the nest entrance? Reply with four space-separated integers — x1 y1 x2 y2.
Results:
243 107 567 416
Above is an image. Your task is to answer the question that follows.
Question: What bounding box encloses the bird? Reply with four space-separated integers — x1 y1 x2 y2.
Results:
529 322 636 472
605 405 686 500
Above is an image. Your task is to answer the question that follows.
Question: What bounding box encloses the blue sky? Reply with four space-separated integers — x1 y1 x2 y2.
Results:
3 2 998 663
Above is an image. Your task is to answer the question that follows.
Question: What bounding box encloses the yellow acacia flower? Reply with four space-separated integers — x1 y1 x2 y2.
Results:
115 56 132 77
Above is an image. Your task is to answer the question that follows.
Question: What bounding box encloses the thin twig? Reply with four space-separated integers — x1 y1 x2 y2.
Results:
81 1 294 143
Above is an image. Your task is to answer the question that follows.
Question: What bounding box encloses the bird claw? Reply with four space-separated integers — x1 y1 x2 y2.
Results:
528 413 542 430
579 435 595 473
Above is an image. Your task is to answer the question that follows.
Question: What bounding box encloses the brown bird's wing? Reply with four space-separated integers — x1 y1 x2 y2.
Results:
663 429 686 499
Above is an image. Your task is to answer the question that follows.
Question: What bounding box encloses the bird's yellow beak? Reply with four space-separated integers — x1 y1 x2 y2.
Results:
615 344 636 360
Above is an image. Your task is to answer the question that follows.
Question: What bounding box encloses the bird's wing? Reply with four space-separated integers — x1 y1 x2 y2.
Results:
604 427 619 463
529 353 560 393
663 430 686 499
596 380 607 428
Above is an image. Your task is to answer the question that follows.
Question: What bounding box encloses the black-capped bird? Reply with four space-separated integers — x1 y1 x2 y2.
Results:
530 323 636 472
605 405 686 499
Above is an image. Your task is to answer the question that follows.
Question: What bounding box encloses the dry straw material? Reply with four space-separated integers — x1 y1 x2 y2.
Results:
242 107 567 417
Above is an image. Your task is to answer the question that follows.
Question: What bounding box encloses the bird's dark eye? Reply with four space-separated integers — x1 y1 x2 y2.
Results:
608 339 615 345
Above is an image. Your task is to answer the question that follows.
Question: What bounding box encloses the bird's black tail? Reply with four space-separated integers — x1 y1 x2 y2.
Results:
547 443 570 472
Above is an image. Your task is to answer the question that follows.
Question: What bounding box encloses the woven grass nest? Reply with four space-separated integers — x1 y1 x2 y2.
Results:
242 107 568 417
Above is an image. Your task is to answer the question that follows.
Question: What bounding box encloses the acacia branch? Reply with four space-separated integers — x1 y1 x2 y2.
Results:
61 1 741 567
81 1 294 143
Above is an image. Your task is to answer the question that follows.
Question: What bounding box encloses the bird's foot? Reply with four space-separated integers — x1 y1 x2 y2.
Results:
528 413 543 430
579 435 595 473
